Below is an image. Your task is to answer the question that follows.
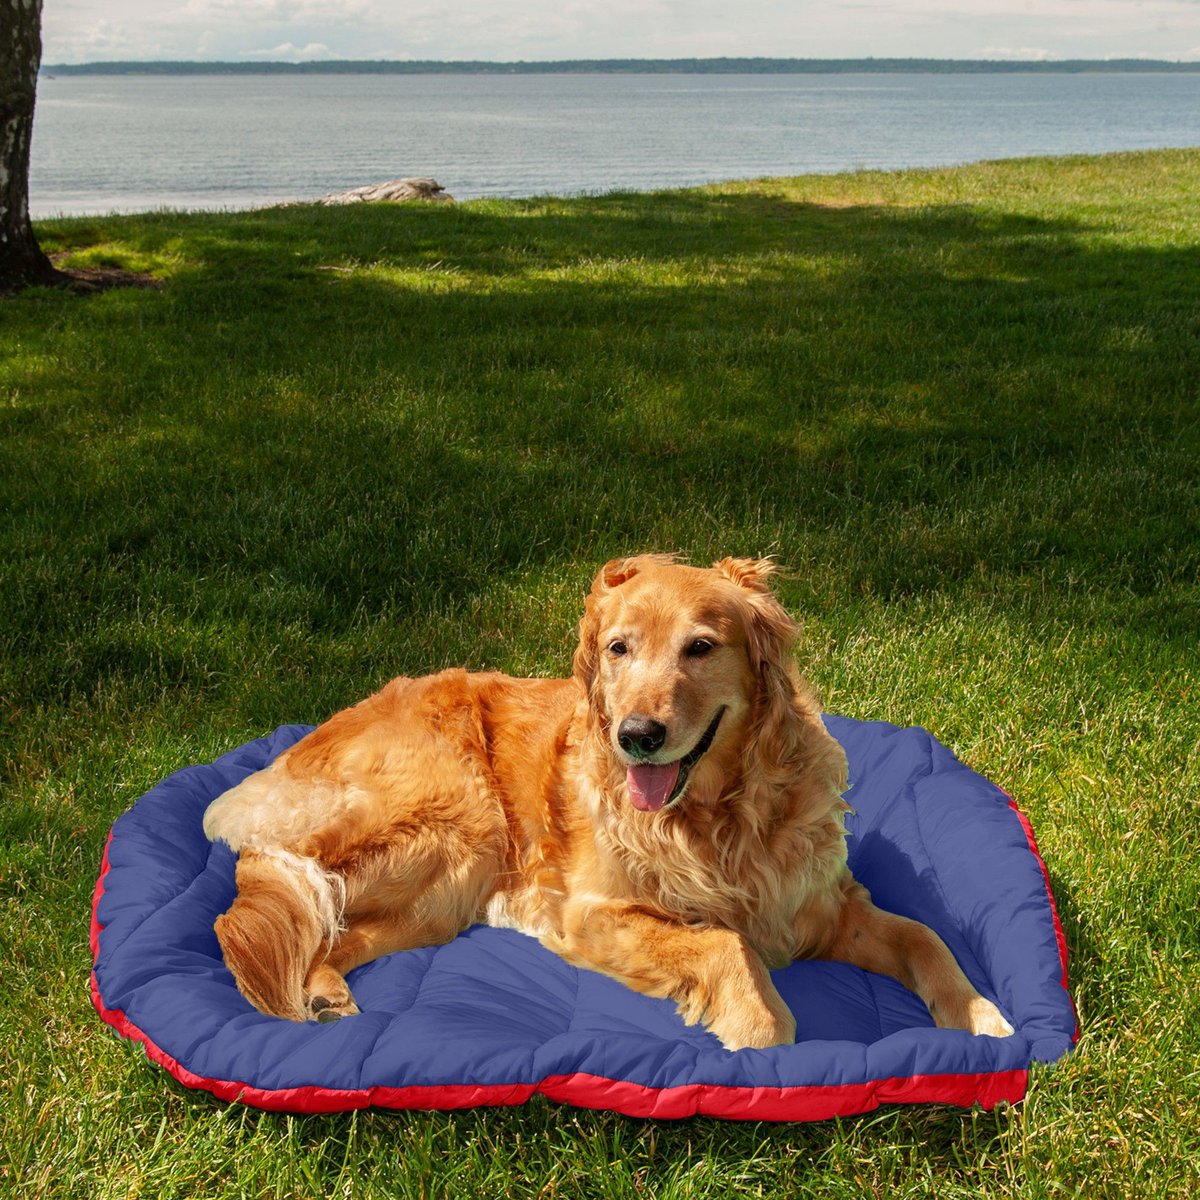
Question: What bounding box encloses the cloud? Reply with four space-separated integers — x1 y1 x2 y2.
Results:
180 0 373 21
245 40 335 59
979 45 1054 59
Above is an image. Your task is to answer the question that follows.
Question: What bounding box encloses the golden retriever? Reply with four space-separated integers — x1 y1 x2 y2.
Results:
203 555 1013 1049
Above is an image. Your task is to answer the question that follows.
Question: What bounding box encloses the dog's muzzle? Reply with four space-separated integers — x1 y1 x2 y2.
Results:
624 707 726 812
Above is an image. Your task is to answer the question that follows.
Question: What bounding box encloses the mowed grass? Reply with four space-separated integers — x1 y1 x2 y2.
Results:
2 148 1198 1197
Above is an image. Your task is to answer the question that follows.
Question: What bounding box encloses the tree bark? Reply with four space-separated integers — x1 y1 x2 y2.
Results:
1 0 59 292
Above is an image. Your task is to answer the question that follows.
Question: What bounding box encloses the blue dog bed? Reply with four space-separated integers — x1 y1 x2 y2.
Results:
91 716 1076 1119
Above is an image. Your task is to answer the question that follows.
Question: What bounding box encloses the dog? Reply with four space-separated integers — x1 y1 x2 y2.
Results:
203 555 1013 1049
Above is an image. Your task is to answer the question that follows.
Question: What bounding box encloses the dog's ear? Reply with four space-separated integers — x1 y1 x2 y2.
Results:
573 558 634 695
597 556 643 590
714 557 809 775
573 591 602 695
596 552 681 591
712 556 782 595
712 557 798 669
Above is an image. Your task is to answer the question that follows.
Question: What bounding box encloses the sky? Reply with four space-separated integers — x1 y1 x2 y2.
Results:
42 0 1200 65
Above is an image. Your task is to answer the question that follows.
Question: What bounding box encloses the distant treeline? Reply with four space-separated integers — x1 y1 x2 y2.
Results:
42 57 1200 76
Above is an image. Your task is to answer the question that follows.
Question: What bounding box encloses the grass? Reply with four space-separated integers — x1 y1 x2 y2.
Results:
2 147 1198 1197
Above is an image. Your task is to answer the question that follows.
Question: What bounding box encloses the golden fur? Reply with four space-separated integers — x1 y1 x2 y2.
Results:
204 555 1013 1048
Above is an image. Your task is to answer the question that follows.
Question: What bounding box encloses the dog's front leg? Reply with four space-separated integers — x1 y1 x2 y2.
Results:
819 879 1015 1038
547 901 796 1051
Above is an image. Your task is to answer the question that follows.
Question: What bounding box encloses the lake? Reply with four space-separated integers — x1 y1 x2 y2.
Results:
29 71 1200 217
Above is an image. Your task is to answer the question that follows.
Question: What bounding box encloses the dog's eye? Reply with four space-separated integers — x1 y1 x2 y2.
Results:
686 639 715 658
608 640 628 657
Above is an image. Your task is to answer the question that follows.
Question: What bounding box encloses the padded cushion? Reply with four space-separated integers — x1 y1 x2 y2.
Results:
91 716 1076 1119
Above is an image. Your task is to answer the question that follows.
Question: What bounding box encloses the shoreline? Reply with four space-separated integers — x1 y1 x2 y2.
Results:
29 146 1200 224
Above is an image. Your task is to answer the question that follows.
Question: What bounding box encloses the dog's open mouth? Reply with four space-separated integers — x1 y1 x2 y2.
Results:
625 708 726 813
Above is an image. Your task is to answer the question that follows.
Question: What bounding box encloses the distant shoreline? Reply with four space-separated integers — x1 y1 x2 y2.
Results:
41 56 1200 76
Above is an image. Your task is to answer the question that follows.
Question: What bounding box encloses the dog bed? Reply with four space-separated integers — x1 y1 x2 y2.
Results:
90 716 1076 1120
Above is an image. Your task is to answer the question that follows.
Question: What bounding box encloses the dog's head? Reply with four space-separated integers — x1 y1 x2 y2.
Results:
574 554 801 813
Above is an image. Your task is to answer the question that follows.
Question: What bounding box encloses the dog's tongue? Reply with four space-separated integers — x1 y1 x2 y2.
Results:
626 762 680 812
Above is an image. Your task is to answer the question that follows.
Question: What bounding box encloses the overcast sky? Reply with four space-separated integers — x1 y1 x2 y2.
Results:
42 0 1200 65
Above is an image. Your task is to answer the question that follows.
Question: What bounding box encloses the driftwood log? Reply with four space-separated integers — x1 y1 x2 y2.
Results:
307 177 454 205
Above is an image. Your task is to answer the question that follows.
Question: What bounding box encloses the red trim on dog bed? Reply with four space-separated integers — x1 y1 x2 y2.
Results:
1005 797 1078 1044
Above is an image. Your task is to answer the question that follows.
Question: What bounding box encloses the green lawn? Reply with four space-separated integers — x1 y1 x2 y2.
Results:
2 149 1198 1197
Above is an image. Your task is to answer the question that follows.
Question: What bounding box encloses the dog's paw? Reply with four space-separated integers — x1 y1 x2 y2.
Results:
675 936 799 1050
965 996 1015 1038
934 990 1014 1037
711 1008 796 1051
307 994 360 1023
692 979 796 1051
304 965 359 1023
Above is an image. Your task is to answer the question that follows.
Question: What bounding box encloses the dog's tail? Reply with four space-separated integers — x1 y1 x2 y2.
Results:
213 848 344 1022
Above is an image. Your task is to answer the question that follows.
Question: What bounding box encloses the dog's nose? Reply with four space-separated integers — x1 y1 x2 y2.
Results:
617 715 667 758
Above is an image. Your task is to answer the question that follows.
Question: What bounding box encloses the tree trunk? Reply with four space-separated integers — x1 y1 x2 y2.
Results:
1 0 58 292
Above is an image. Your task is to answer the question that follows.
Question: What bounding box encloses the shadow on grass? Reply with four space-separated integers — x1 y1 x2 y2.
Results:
10 191 1197 686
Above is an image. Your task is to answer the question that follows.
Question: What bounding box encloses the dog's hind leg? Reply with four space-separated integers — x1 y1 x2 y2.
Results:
303 915 417 1022
297 824 508 1022
214 848 341 1021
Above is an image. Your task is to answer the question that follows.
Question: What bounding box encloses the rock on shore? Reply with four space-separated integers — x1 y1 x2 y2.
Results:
309 177 454 205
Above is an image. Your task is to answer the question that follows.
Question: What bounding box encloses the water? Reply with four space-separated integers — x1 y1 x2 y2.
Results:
29 71 1200 217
